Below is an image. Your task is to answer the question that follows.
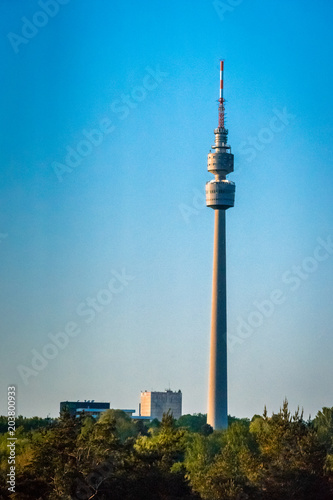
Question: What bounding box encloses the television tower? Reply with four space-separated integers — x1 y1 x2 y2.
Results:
206 60 235 430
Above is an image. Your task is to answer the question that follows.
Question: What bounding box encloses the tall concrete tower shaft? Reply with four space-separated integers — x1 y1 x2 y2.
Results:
206 61 235 430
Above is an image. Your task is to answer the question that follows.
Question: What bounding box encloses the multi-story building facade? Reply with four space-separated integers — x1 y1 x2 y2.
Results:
139 390 182 420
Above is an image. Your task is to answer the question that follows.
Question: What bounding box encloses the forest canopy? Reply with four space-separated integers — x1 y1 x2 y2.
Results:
1 401 333 499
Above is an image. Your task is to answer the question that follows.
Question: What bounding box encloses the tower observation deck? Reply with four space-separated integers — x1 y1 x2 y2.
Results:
206 61 235 430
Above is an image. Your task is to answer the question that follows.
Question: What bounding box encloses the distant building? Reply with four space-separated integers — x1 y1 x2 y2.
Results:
60 400 110 418
60 401 137 419
139 390 182 420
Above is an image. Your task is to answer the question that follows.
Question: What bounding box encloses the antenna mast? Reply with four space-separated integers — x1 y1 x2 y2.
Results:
218 60 225 129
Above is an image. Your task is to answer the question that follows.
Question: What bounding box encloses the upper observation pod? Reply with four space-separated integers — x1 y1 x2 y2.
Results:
207 150 234 177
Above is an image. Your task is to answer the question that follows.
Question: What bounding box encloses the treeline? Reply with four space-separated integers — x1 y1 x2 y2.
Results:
1 402 333 499
0 415 53 434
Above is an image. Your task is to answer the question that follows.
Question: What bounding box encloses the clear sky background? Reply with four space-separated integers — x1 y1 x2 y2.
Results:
0 0 332 419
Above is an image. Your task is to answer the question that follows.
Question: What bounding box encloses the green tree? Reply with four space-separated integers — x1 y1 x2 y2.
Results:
184 430 224 495
314 407 333 452
250 400 332 500
314 407 333 475
15 410 134 500
176 413 208 433
0 415 52 434
97 409 139 443
187 421 259 500
132 411 196 498
21 411 84 499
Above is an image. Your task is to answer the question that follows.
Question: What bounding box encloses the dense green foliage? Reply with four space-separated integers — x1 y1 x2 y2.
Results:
1 402 333 499
0 415 52 434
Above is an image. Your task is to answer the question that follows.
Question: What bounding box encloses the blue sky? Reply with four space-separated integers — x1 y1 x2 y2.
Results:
0 0 332 419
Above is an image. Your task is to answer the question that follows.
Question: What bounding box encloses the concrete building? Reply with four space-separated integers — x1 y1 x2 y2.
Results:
206 61 235 429
139 390 182 420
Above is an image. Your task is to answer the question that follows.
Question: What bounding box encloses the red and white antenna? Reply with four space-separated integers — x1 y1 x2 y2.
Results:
218 60 225 128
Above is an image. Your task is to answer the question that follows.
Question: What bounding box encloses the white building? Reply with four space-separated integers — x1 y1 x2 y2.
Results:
139 390 182 420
